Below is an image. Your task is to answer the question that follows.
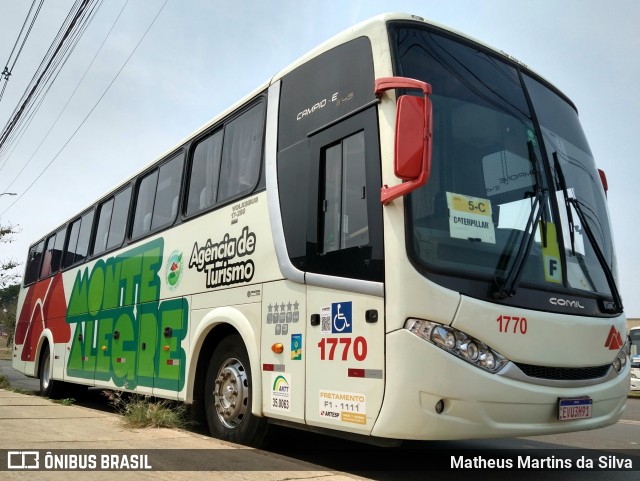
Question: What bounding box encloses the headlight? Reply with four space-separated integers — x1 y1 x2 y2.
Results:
613 338 629 374
405 319 509 373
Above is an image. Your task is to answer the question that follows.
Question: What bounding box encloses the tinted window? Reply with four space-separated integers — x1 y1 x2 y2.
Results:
277 107 383 282
321 131 368 253
132 154 183 239
151 155 183 230
186 101 265 216
186 130 222 216
24 240 44 285
76 210 94 264
64 219 81 268
132 171 159 239
40 228 66 278
93 198 114 255
93 186 131 255
218 103 265 202
63 209 94 268
107 187 131 250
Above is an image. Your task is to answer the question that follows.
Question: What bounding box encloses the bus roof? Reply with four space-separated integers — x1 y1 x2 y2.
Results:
31 12 564 244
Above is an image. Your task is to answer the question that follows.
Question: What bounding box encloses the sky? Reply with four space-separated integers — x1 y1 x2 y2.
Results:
0 0 638 316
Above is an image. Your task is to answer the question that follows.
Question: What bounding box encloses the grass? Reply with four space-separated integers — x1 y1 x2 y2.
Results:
0 375 33 394
103 390 190 429
52 397 76 406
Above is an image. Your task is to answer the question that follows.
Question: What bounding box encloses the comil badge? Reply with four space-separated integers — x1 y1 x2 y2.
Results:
604 326 623 350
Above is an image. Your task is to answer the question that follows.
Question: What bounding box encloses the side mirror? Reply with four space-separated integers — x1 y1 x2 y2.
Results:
375 77 433 205
598 168 608 197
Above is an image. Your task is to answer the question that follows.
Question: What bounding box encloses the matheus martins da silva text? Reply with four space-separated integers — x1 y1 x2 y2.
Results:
451 454 633 470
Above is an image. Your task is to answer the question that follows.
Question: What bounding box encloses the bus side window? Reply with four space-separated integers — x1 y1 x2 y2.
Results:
132 170 159 239
321 131 369 253
24 240 45 285
63 209 94 268
107 187 131 250
151 154 183 230
132 153 183 240
93 186 131 255
217 102 265 203
186 130 223 216
40 228 66 278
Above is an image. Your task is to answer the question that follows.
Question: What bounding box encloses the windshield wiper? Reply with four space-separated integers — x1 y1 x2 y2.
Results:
553 152 576 256
494 140 548 299
553 153 623 313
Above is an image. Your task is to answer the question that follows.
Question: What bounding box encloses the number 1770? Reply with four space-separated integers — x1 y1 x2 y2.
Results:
497 315 528 334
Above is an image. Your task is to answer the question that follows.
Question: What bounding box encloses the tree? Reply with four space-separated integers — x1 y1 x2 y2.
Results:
1 222 21 346
0 222 21 289
0 285 18 346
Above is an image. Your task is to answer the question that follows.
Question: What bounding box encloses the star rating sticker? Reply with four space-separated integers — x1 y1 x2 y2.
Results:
280 302 285 312
287 301 292 311
293 301 299 311
268 303 273 313
274 303 279 313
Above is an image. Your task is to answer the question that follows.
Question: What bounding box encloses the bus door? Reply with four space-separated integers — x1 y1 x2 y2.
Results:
303 107 386 435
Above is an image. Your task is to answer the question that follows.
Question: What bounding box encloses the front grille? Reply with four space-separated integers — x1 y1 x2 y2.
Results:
514 362 610 381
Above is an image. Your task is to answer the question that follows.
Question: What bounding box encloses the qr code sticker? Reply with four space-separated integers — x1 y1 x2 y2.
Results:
321 306 331 334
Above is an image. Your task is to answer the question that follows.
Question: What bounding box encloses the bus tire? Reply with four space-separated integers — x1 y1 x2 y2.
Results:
39 344 63 399
204 334 268 447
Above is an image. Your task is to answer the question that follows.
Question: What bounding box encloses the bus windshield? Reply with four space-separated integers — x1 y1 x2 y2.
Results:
390 23 618 312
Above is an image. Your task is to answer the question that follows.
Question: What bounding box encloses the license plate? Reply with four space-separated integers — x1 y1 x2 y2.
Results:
558 397 592 421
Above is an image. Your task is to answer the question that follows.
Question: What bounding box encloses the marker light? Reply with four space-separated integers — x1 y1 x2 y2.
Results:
405 319 508 374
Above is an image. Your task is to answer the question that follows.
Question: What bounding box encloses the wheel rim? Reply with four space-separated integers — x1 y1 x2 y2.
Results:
41 352 50 391
213 357 249 429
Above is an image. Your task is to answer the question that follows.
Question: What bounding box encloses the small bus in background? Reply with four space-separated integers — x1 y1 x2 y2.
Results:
630 327 640 391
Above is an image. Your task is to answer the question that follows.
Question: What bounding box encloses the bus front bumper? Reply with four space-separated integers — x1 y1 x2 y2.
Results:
371 329 628 440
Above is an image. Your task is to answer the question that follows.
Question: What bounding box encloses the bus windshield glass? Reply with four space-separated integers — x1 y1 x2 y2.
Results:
390 23 617 307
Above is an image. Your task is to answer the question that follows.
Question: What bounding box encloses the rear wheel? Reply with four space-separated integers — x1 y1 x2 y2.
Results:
204 335 268 447
39 345 63 398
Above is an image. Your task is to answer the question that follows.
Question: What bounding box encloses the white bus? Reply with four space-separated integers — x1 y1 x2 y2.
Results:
630 327 640 391
12 13 629 446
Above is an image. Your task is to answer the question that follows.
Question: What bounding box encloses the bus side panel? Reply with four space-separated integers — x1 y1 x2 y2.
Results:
260 280 306 423
12 273 70 379
305 286 385 435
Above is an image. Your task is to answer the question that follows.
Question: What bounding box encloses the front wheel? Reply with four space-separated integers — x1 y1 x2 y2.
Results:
204 335 268 447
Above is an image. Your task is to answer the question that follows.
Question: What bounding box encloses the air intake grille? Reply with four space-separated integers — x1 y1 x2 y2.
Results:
514 362 610 381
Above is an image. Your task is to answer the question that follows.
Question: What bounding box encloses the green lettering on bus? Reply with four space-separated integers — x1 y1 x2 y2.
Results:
65 238 188 391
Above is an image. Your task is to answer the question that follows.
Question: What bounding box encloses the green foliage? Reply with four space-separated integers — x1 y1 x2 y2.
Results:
0 223 21 289
0 375 33 395
103 390 190 429
0 284 19 346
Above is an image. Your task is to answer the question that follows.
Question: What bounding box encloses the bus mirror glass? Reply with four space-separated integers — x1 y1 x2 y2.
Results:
598 168 608 197
395 94 426 180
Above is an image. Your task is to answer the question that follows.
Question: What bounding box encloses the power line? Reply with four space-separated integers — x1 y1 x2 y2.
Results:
0 0 104 175
1 0 128 194
1 0 169 218
0 0 93 154
0 0 45 104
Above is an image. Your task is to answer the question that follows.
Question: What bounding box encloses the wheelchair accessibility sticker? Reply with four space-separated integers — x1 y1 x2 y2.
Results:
329 301 352 334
